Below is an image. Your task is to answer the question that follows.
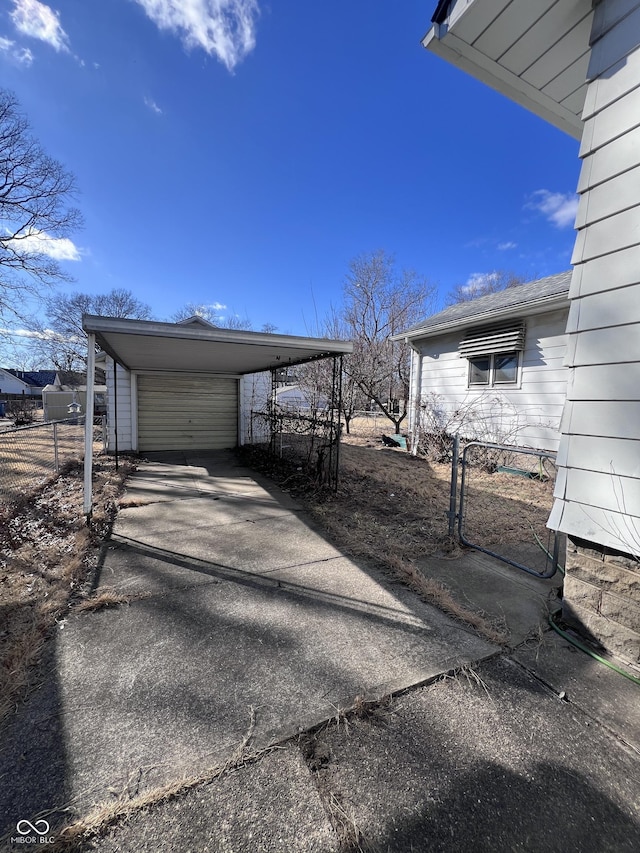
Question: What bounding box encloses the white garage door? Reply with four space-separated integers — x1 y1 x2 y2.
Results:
137 374 238 451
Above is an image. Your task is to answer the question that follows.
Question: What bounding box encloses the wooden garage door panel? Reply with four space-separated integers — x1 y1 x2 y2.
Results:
138 374 238 451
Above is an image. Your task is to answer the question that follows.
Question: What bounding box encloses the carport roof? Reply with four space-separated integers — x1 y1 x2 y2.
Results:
82 315 353 375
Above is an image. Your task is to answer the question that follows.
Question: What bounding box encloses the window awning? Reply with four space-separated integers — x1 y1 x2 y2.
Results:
459 322 525 358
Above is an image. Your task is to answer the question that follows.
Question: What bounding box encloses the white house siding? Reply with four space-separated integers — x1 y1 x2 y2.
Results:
105 359 133 452
413 309 569 452
239 371 271 445
549 3 640 558
0 370 36 396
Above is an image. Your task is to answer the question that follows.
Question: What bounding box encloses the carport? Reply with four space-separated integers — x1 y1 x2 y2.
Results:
81 314 352 515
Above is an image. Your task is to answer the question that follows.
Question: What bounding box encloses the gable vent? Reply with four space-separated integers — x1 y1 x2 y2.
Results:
459 321 525 358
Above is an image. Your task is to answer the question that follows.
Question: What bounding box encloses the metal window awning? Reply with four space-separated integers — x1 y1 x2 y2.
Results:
459 321 525 358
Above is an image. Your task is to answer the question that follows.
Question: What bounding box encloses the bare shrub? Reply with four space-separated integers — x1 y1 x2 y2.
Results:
415 391 553 471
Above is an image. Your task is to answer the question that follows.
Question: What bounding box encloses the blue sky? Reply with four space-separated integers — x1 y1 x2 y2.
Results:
1 0 580 344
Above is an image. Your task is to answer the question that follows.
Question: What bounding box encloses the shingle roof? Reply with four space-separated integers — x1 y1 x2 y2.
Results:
403 270 572 337
4 369 57 387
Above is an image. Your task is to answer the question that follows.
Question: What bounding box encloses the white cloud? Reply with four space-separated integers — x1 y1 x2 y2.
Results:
466 272 498 288
19 229 81 261
457 272 499 298
144 96 163 115
11 0 69 52
208 301 226 311
0 35 33 65
498 241 517 251
133 0 259 71
527 189 578 229
0 326 62 340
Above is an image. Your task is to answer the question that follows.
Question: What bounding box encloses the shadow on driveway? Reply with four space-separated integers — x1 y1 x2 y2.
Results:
1 450 498 835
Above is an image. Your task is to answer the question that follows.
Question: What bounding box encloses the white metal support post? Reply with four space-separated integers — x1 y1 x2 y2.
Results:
83 332 96 517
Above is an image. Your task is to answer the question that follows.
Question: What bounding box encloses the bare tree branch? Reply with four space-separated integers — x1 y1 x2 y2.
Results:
341 250 436 434
32 289 153 370
446 270 528 305
0 89 83 325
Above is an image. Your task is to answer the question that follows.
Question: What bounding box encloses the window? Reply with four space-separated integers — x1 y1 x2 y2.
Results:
469 351 519 387
469 355 490 385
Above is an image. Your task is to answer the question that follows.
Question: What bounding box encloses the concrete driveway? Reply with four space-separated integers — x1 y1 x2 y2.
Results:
2 450 640 852
0 450 499 837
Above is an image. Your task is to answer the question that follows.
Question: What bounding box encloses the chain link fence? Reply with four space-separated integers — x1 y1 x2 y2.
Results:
450 438 562 578
0 416 106 506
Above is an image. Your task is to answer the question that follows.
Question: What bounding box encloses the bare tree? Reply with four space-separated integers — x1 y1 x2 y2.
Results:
171 303 220 324
36 288 152 369
172 302 254 330
446 270 528 305
0 90 83 323
223 314 253 331
322 310 366 434
341 250 436 434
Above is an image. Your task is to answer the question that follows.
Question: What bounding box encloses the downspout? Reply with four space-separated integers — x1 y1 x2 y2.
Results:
83 333 96 518
406 338 423 457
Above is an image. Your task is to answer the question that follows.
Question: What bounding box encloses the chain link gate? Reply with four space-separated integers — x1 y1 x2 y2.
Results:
448 437 562 579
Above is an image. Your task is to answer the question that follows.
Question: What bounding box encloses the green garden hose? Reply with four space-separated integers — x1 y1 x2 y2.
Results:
530 524 565 576
548 615 640 687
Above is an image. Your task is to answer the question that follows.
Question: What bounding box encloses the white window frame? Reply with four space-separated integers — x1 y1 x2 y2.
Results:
468 350 521 389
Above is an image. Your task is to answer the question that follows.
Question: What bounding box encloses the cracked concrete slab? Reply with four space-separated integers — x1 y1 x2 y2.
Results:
0 452 499 842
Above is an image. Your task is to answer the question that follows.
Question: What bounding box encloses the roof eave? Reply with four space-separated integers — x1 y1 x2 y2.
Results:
422 25 583 141
82 315 352 355
394 292 569 343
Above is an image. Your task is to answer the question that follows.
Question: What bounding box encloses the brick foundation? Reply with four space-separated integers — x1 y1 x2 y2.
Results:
563 537 640 667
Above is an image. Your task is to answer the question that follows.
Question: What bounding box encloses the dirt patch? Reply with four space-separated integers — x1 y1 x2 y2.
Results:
0 456 135 725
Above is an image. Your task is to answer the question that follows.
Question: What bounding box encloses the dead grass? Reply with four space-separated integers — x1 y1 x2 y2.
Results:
0 456 135 725
47 707 258 851
300 728 382 853
304 444 513 643
0 422 103 504
73 588 134 613
242 424 555 645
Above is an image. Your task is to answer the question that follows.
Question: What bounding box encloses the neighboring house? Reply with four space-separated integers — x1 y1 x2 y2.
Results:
42 370 107 422
0 369 56 396
422 0 640 662
400 271 571 452
276 384 330 412
82 315 352 457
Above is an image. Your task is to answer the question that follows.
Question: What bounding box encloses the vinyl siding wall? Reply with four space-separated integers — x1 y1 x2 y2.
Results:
412 308 569 451
0 371 38 395
105 359 134 452
549 1 640 556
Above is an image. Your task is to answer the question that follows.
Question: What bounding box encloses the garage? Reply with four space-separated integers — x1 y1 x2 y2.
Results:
137 373 238 452
80 314 353 513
